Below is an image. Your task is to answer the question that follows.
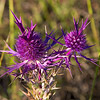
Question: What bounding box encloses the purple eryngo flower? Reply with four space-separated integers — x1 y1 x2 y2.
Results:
0 11 59 79
47 18 98 75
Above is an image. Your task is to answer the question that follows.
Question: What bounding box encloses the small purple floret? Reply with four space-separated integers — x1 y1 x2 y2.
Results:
64 18 89 52
65 31 87 52
16 32 45 61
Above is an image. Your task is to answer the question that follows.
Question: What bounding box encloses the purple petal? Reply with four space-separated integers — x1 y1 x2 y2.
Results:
0 42 19 56
46 34 63 50
44 30 54 44
65 57 72 77
53 49 68 55
58 59 64 67
73 17 78 34
61 27 66 39
74 53 82 71
80 53 99 67
27 21 37 39
0 60 28 77
83 45 95 50
31 20 37 31
11 10 25 34
79 18 89 34
36 61 47 77
46 33 64 46
66 49 72 56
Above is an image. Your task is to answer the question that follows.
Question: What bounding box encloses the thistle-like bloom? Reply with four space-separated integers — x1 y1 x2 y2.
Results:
47 18 98 75
0 11 61 80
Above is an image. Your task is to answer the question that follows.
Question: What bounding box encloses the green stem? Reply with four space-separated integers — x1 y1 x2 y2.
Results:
87 0 99 45
89 66 99 100
0 36 9 66
9 0 20 100
87 0 99 100
0 0 6 66
0 0 6 25
9 0 14 49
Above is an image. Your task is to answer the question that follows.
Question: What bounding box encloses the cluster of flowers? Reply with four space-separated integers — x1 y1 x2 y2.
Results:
0 11 98 80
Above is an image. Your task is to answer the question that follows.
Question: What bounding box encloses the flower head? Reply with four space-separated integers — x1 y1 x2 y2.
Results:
47 18 98 75
0 11 61 80
65 29 86 52
64 18 89 52
16 29 45 61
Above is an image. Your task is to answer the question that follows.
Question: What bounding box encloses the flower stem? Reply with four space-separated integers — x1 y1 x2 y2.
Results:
9 1 20 100
89 66 99 100
0 0 6 25
87 0 99 45
9 0 14 50
87 0 99 100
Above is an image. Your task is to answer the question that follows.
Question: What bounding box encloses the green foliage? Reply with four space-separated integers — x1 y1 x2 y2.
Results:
0 0 100 100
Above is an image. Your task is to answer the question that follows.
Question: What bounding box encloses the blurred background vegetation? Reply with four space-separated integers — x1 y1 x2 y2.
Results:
0 0 100 100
